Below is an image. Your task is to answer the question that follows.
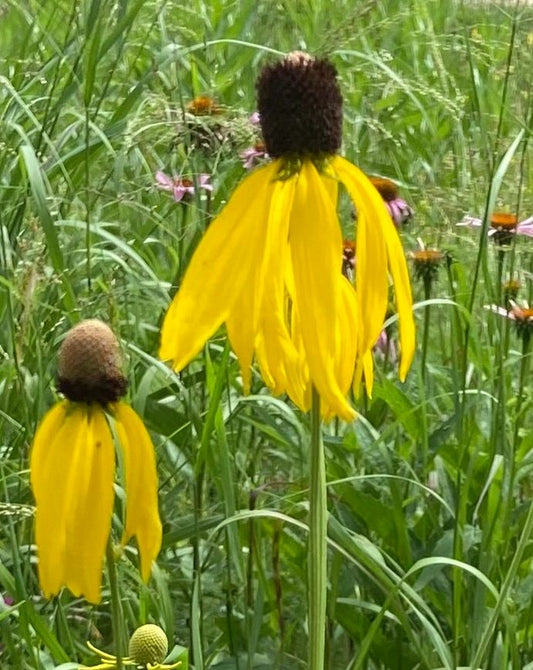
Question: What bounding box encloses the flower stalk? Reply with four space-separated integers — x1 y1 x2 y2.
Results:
308 387 327 670
106 540 125 670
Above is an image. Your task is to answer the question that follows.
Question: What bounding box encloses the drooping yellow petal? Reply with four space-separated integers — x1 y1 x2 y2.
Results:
336 277 360 396
112 402 162 582
320 277 360 421
288 161 355 421
160 161 279 370
63 406 115 603
31 402 71 597
30 402 114 603
381 224 416 380
226 282 256 395
331 156 390 356
256 292 307 409
253 172 309 406
321 168 339 206
286 302 313 413
227 163 294 394
362 350 375 397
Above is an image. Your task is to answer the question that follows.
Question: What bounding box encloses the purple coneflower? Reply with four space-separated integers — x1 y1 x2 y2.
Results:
155 171 212 203
486 301 533 342
240 142 268 169
457 212 533 245
373 328 397 363
369 177 414 228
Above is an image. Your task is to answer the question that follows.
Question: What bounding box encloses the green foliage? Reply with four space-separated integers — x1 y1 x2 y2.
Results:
1 0 533 668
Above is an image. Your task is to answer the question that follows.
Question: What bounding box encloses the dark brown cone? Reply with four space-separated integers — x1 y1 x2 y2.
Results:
57 319 128 404
256 52 343 159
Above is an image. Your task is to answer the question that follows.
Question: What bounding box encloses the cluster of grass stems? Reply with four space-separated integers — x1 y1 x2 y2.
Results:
1 0 533 668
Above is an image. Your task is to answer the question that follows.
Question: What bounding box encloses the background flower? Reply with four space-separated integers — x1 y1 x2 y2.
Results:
457 212 533 239
369 176 414 227
156 171 212 202
240 142 268 169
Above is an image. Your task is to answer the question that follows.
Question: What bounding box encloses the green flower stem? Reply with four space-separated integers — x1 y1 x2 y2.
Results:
419 279 432 472
470 492 533 670
502 333 532 546
496 248 504 305
84 107 92 293
309 387 327 670
420 277 432 383
106 540 125 670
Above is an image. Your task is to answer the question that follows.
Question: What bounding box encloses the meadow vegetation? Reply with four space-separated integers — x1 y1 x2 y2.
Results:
1 0 533 668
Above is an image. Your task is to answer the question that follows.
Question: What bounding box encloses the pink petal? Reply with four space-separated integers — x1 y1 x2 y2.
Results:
517 223 533 238
484 304 515 320
173 187 186 202
457 216 482 228
155 170 174 190
198 175 213 191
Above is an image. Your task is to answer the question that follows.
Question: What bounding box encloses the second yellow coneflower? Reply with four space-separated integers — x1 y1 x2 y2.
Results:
30 320 162 604
160 52 415 420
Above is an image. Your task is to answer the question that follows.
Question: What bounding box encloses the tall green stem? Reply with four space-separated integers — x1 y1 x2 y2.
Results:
420 276 432 383
106 540 125 669
309 387 327 670
470 493 533 669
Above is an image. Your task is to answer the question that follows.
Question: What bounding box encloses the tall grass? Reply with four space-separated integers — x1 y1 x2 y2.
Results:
1 0 533 668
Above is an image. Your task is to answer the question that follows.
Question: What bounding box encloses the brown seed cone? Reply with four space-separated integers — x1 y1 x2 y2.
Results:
57 319 128 404
256 52 343 159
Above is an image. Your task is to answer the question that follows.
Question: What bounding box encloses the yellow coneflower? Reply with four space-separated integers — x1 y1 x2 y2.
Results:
30 320 162 604
186 95 221 116
82 624 181 669
160 52 415 420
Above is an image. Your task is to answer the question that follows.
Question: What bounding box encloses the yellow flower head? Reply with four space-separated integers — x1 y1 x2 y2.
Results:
82 624 181 669
30 320 162 604
160 53 415 420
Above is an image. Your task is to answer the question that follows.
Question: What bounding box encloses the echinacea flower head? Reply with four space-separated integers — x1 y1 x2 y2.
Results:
374 328 397 363
160 52 415 420
240 142 268 169
486 302 533 343
503 278 521 307
82 624 181 669
369 176 414 228
491 212 519 245
408 249 444 285
156 171 212 203
30 320 162 604
186 95 221 116
457 212 533 245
